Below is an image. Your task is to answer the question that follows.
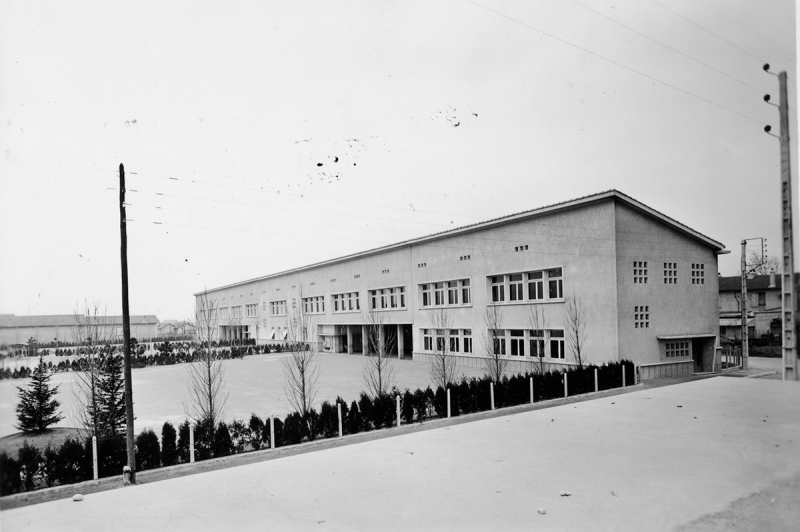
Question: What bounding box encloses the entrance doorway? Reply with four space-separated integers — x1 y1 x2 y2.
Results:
692 338 705 372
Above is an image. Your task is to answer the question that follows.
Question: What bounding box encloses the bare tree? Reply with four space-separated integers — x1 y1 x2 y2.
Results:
428 309 459 390
527 304 547 374
565 293 587 368
186 293 228 430
282 295 320 428
362 310 396 398
481 305 507 383
746 251 780 276
71 302 122 439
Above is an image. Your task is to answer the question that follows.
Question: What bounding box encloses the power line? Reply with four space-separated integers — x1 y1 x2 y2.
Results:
465 0 765 125
129 170 485 221
568 0 765 93
646 0 766 64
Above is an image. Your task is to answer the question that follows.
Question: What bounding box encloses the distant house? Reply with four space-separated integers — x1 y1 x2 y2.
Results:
718 272 783 341
0 314 160 347
157 320 196 338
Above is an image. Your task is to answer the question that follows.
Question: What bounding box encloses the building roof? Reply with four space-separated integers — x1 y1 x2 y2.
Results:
0 314 160 328
718 274 794 292
196 190 727 295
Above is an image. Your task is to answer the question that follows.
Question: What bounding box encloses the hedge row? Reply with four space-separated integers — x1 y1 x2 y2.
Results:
0 360 634 495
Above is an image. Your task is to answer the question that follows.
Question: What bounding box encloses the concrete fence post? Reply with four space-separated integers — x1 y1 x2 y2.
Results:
337 402 343 437
270 416 275 449
490 382 495 410
396 395 401 427
622 365 626 387
447 388 451 418
529 377 534 404
563 372 568 398
594 368 598 392
92 435 98 480
189 424 195 463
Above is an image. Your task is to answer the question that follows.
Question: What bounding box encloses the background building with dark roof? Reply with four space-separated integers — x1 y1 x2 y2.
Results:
0 314 160 347
718 271 790 341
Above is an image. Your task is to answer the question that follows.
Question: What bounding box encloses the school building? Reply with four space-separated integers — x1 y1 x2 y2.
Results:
194 190 727 378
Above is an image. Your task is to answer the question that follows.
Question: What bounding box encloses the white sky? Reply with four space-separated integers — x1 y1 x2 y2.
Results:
0 0 796 321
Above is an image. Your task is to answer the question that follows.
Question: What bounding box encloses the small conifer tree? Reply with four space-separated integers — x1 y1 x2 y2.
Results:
15 354 63 433
98 355 127 437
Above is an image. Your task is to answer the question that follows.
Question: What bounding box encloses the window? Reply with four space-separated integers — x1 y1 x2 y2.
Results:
634 261 648 284
548 268 563 299
246 304 257 317
421 279 470 308
270 300 287 316
491 276 505 302
436 330 446 352
510 330 525 356
434 283 445 306
634 305 649 328
220 307 229 319
530 330 545 357
302 296 325 314
549 330 565 359
665 341 690 358
422 284 432 307
514 245 529 252
664 263 677 284
509 274 524 301
354 274 361 279
692 263 705 285
492 330 506 355
449 329 460 353
527 271 544 300
232 305 242 318
463 329 472 353
459 255 471 261
417 263 427 268
447 281 459 305
332 292 359 313
757 292 766 307
422 329 433 351
368 287 405 310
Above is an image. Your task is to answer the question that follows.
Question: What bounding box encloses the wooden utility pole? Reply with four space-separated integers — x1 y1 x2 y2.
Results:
741 240 748 369
119 163 136 483
778 72 798 381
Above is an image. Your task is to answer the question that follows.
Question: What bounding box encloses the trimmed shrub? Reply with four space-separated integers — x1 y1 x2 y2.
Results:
0 452 22 495
194 419 215 461
95 435 127 479
412 388 429 423
40 444 59 487
177 420 191 463
305 408 320 441
248 414 264 450
346 400 361 435
57 437 87 485
318 401 338 439
401 390 415 424
357 393 373 432
433 387 447 418
212 422 234 457
18 441 42 491
136 429 161 470
282 412 304 446
229 419 249 453
161 421 178 466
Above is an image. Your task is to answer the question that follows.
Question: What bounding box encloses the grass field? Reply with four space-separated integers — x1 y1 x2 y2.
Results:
0 352 487 440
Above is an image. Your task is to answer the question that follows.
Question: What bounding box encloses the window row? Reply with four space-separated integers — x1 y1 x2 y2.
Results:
421 279 471 307
421 329 473 354
631 261 706 285
369 287 406 310
270 300 287 316
490 268 563 303
491 329 565 359
332 292 360 313
302 296 325 315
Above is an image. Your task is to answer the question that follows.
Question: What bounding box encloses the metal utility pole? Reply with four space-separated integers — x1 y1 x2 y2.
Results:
741 240 748 369
778 72 798 381
119 163 136 483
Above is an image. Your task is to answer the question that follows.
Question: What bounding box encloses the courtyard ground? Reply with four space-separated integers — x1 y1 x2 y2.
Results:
0 352 487 439
2 376 798 531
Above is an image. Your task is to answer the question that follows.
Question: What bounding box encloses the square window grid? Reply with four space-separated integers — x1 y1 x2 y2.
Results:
665 341 690 358
691 263 705 284
663 263 677 284
634 305 650 328
633 261 648 284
